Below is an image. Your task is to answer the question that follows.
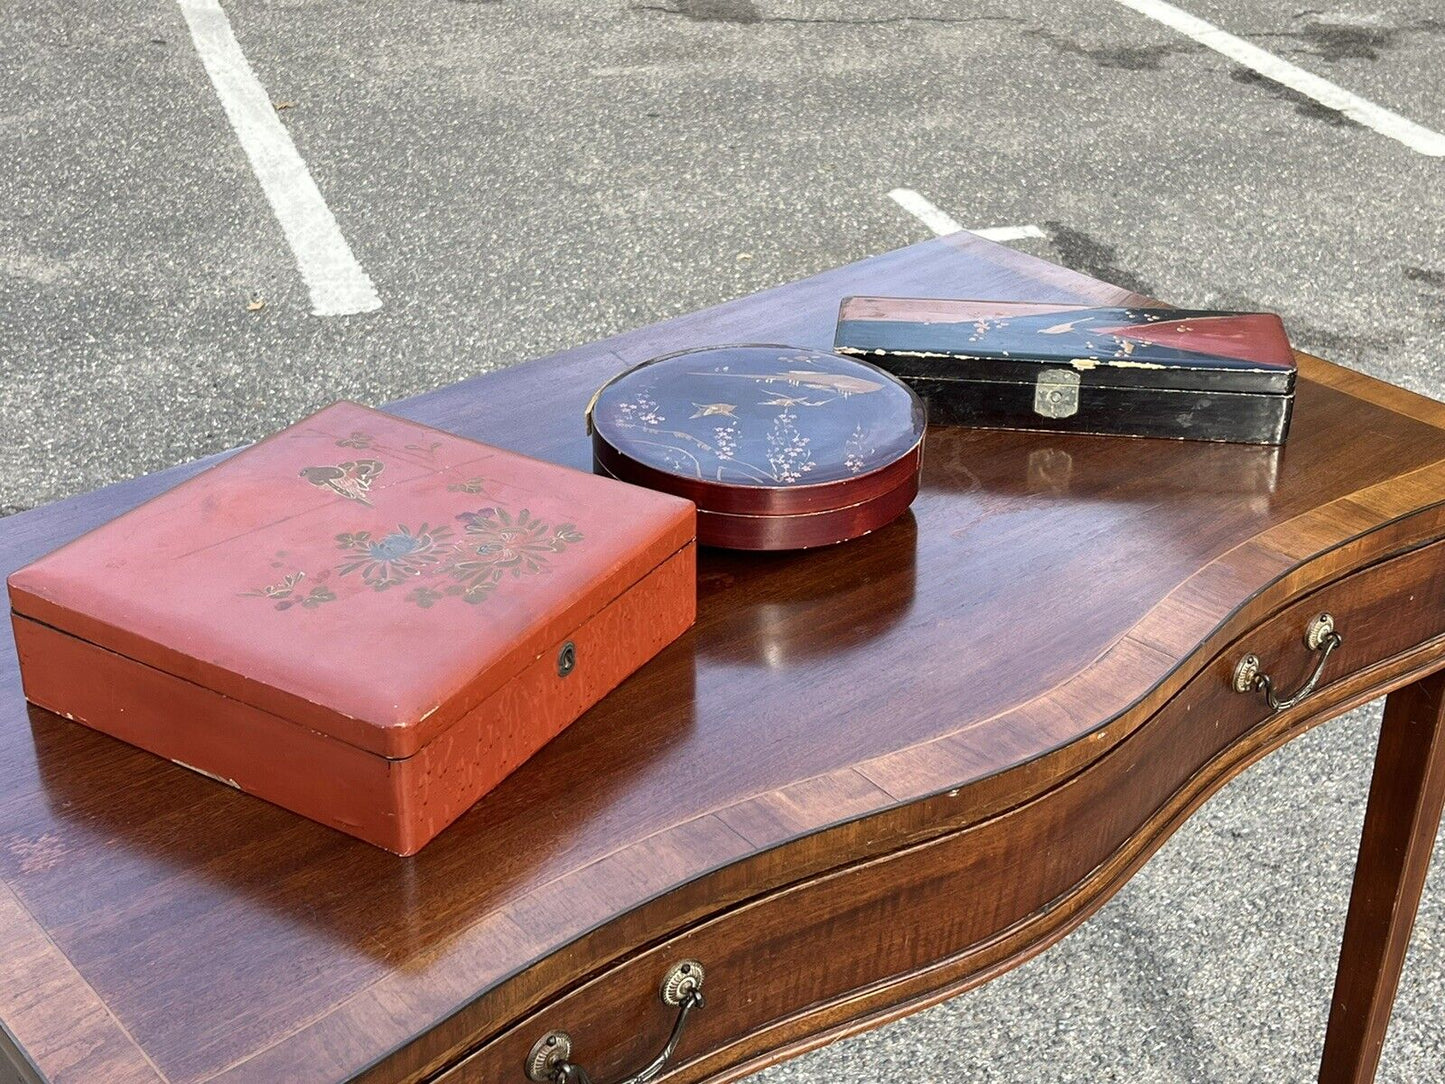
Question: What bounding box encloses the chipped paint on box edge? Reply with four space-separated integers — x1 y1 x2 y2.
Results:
1079 358 1165 370
172 760 240 789
839 346 1272 374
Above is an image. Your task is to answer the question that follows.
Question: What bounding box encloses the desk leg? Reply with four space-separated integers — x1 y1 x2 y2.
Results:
1319 671 1445 1084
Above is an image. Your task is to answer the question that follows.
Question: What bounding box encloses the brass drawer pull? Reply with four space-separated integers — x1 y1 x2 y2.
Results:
1232 613 1344 712
526 960 705 1084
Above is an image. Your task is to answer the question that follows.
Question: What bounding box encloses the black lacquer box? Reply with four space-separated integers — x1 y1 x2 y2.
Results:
834 297 1297 445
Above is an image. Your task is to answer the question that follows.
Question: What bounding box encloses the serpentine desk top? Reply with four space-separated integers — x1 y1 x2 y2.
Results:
4 233 1445 1083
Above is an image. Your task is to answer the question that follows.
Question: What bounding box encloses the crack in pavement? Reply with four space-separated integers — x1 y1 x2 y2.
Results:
632 1 1018 27
1404 266 1445 291
1028 28 1198 71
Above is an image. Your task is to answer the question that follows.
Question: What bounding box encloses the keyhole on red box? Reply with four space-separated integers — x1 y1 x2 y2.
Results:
557 641 577 678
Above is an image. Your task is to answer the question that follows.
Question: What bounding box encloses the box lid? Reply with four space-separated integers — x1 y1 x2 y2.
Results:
7 402 695 759
835 297 1297 395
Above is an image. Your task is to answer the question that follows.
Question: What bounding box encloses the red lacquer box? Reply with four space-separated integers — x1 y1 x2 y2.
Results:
7 402 696 854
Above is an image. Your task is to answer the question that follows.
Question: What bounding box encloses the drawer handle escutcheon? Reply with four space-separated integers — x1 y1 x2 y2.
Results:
1231 613 1343 712
525 960 705 1084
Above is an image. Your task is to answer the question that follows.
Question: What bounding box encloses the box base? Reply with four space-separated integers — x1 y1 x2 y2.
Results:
595 458 921 551
12 542 695 854
912 379 1291 445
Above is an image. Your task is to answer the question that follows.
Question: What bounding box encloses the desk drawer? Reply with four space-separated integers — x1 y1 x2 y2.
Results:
1180 536 1445 746
432 536 1445 1084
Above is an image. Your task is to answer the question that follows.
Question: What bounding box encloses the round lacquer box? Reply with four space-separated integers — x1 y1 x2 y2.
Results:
587 344 926 550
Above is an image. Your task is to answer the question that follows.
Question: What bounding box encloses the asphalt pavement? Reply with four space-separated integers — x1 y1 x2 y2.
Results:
2 0 1443 1079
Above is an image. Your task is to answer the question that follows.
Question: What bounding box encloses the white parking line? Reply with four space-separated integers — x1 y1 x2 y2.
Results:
176 0 381 315
888 189 1045 243
1112 0 1445 157
971 224 1048 243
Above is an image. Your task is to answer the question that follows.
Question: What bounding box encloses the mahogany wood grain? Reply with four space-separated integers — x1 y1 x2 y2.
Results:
2 233 1445 1084
1319 670 1445 1084
443 538 1445 1082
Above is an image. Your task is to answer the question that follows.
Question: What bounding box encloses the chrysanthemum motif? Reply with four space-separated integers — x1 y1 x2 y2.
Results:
335 523 454 590
446 507 584 604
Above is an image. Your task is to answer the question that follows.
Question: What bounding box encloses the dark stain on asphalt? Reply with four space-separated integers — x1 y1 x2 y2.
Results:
1042 223 1156 297
1296 22 1399 61
1201 289 1263 312
1229 68 1358 128
1260 17 1444 62
1098 895 1223 1084
1404 266 1445 290
635 0 761 21
1030 29 1197 71
1202 290 1420 356
634 3 1017 27
1288 324 1408 363
1403 269 1445 330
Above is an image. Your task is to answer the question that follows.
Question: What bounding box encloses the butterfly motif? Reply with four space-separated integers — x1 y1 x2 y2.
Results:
299 459 384 506
242 571 305 600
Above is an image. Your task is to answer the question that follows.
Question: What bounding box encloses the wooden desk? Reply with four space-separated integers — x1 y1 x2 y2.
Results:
2 235 1443 1084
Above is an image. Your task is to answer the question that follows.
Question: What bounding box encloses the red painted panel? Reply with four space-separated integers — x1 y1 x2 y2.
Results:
7 403 697 851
